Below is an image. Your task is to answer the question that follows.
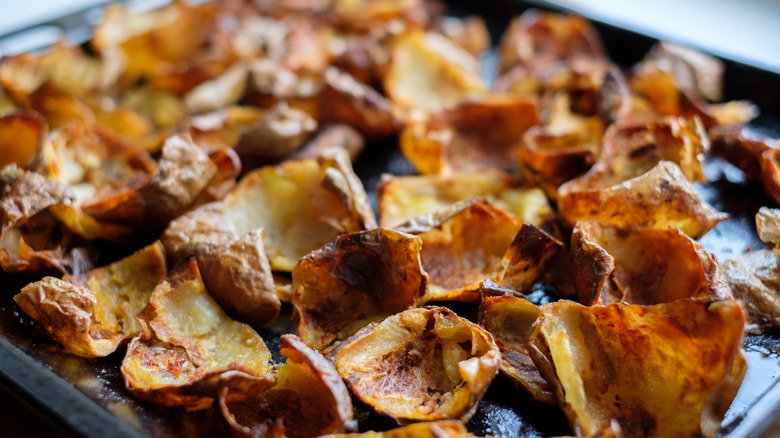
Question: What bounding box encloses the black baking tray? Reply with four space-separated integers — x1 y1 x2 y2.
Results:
1 1 780 437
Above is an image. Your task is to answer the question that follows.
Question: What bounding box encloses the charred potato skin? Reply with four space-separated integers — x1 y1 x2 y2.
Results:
477 294 555 405
219 334 356 438
570 221 732 305
292 228 428 351
334 306 500 424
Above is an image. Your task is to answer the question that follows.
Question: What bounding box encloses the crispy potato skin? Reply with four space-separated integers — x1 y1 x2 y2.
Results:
0 112 47 168
498 10 607 75
400 96 539 175
121 259 274 410
321 420 476 438
385 30 486 112
14 241 167 357
0 164 93 275
558 161 726 239
571 221 732 305
478 294 555 405
220 334 355 438
335 307 500 424
722 250 780 332
396 199 560 302
82 135 217 229
527 299 746 438
377 171 553 229
161 205 280 327
292 228 427 350
399 199 524 302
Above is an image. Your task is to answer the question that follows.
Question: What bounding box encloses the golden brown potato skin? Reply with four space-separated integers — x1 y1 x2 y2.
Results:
0 112 47 168
570 221 732 305
220 334 355 438
558 161 726 239
478 294 555 405
161 205 280 327
335 307 500 424
14 241 166 357
82 135 217 230
122 259 274 410
527 299 746 438
0 164 94 275
377 171 553 229
722 250 780 332
292 228 427 350
321 420 476 438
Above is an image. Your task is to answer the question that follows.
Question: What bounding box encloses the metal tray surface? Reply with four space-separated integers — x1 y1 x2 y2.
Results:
1 1 779 437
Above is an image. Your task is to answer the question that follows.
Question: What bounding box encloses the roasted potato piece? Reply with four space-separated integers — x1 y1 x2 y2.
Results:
571 221 732 305
289 123 364 162
517 93 604 199
188 106 267 152
318 67 400 138
335 306 500 423
121 259 275 410
92 1 219 85
385 30 487 112
0 112 47 168
184 63 249 115
122 85 185 130
573 116 708 189
322 420 476 438
14 241 166 357
757 206 780 251
233 102 318 170
437 16 491 58
722 250 780 332
163 148 374 324
220 334 355 437
498 10 607 75
558 161 726 239
377 171 553 229
397 199 560 302
478 294 554 405
81 134 216 230
329 0 428 34
292 228 427 350
527 299 747 438
629 42 758 127
0 40 112 102
400 96 539 175
710 126 780 205
0 165 94 275
223 147 376 271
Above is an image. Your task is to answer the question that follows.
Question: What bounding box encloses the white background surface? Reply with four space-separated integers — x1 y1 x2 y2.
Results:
1 0 779 72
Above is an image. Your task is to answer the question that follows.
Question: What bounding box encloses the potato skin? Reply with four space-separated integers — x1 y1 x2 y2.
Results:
478 294 555 405
527 299 746 438
121 259 275 410
570 221 732 305
335 306 500 424
220 334 356 438
292 228 427 350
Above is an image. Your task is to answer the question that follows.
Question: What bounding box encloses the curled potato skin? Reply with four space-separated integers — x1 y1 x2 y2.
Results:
335 306 500 424
219 334 355 438
121 259 275 410
478 294 555 405
292 228 427 351
570 221 732 305
527 299 746 438
14 241 166 357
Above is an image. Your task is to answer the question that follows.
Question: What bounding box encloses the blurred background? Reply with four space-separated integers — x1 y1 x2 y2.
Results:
1 0 780 72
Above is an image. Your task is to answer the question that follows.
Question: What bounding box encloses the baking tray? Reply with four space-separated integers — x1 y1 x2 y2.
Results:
1 0 779 437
